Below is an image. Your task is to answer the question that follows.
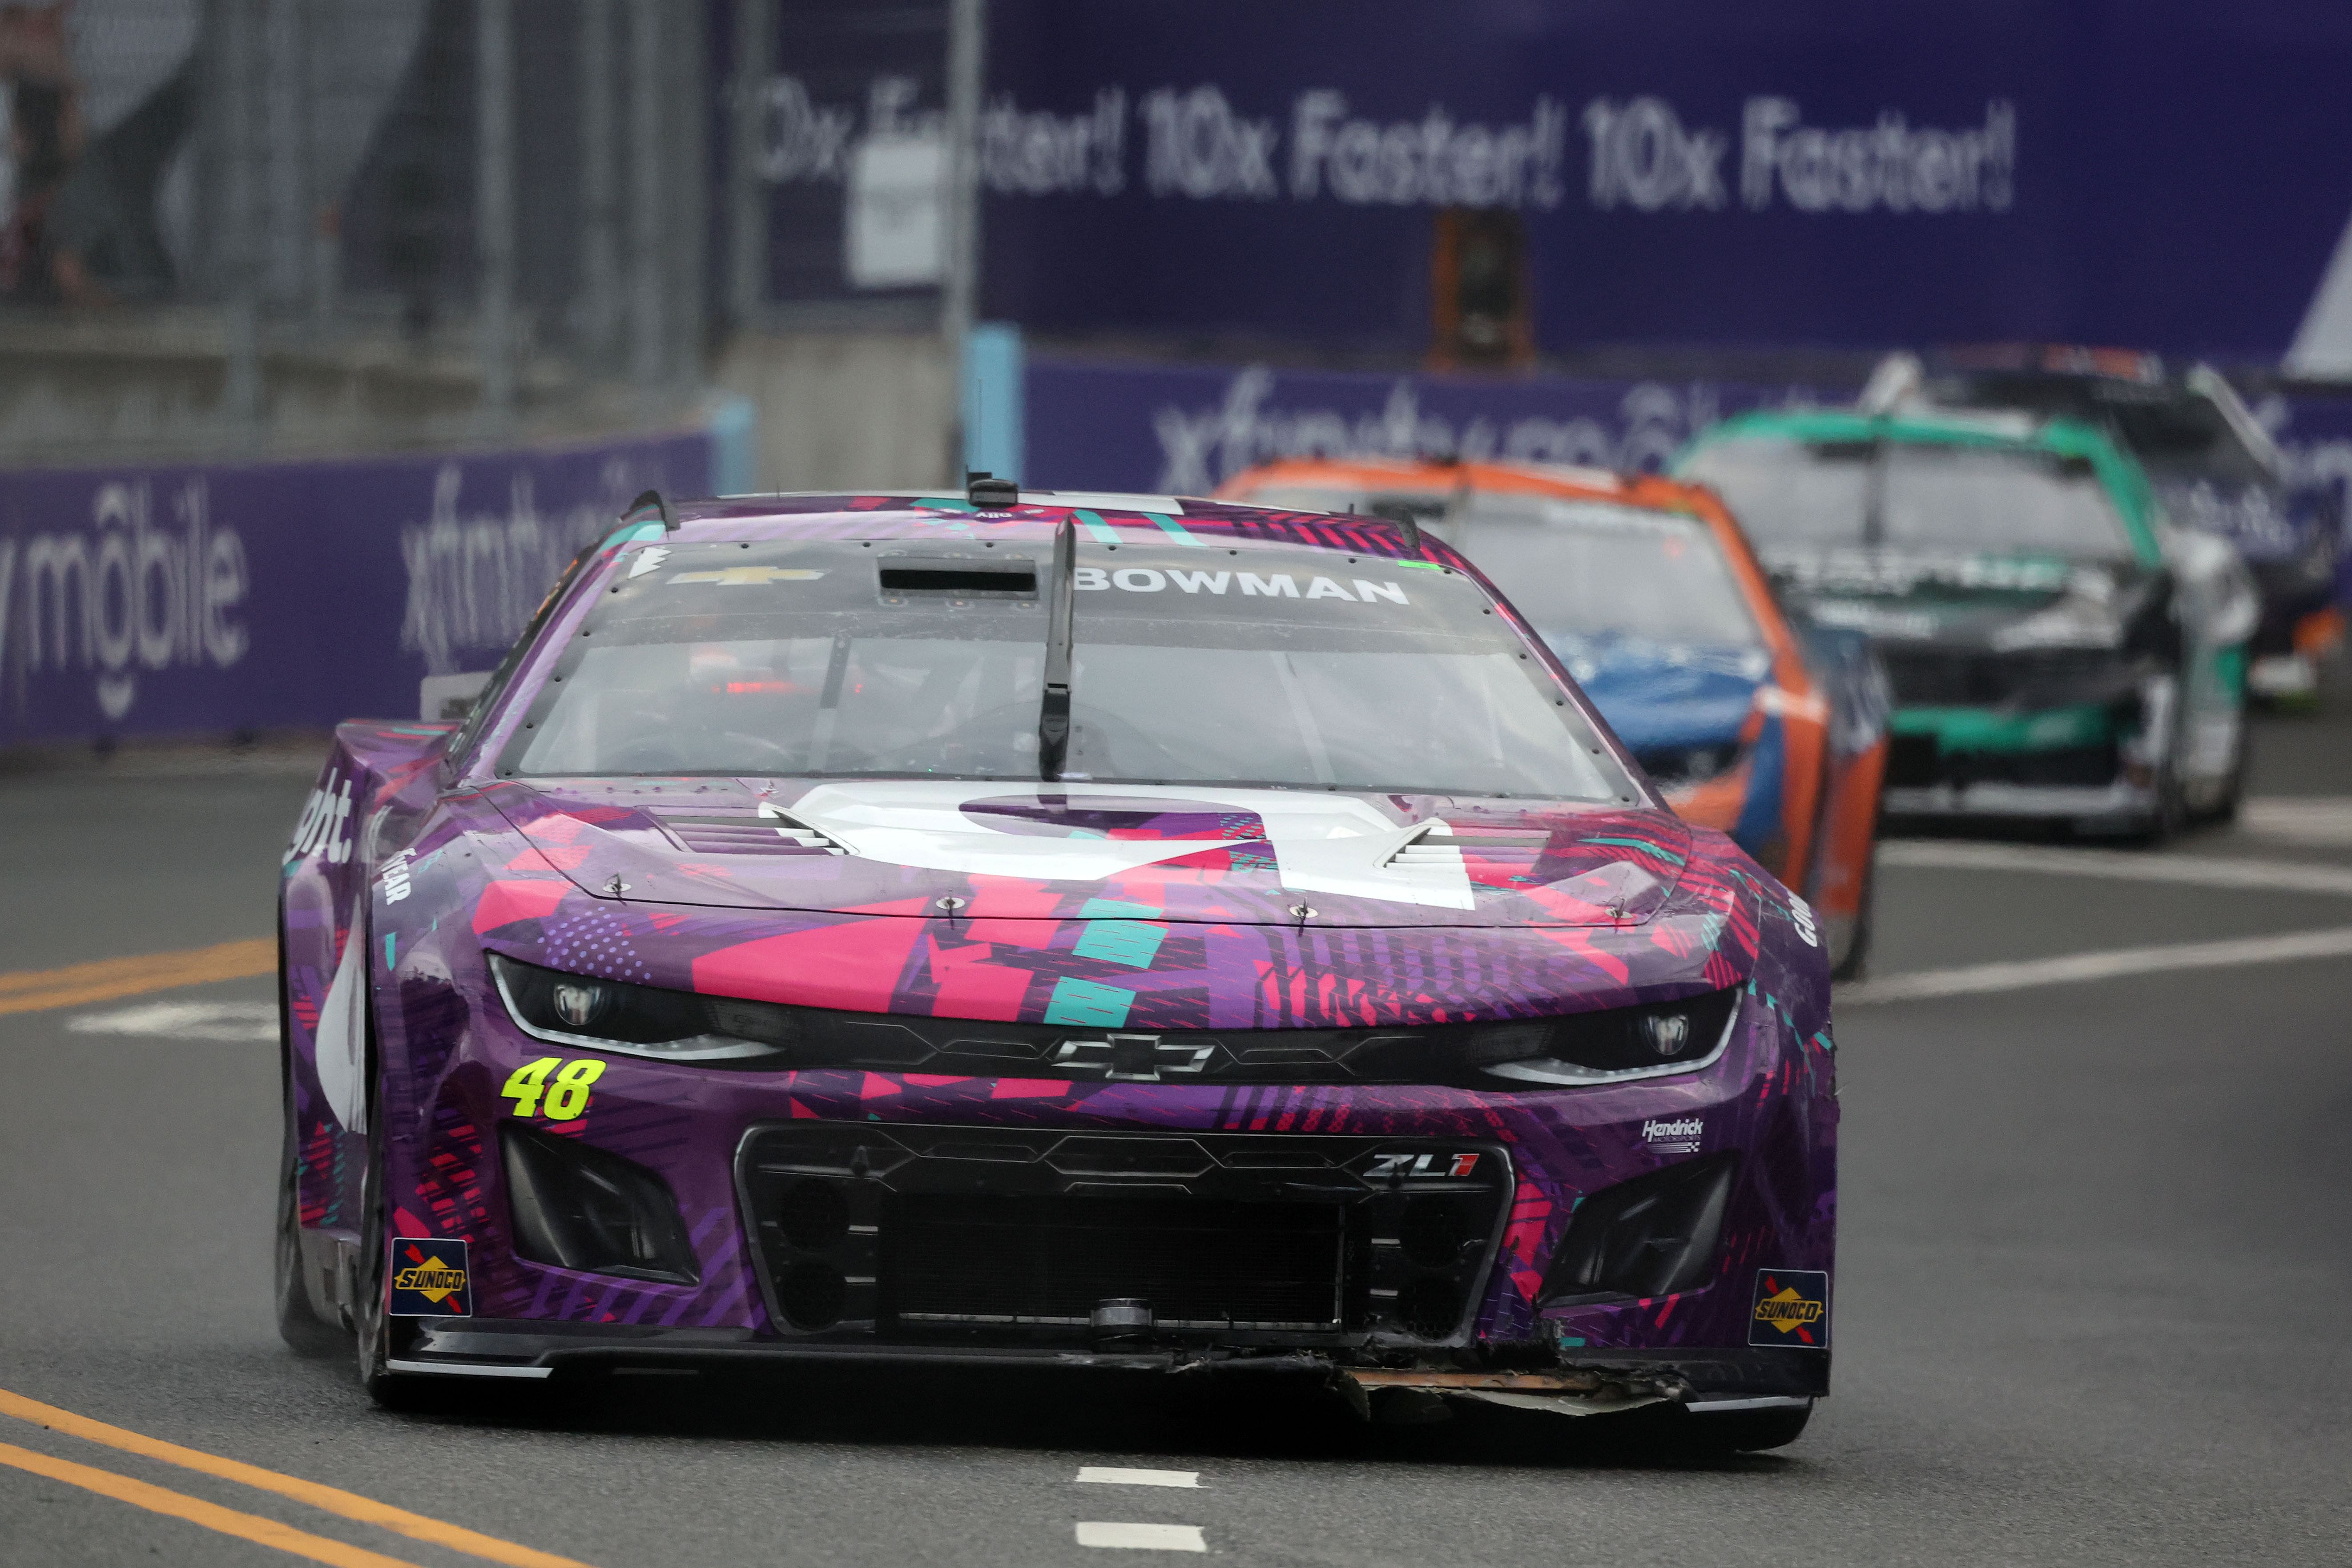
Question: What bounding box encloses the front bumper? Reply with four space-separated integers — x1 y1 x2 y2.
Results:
366 967 1838 1409
385 1318 1829 1411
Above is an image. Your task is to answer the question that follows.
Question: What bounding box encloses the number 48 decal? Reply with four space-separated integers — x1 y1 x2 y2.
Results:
500 1057 605 1121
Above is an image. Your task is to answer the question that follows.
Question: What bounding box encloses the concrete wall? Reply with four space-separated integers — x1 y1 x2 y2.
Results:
715 330 956 494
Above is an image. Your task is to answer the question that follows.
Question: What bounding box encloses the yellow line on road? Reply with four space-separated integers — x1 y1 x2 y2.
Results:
0 938 275 1017
0 1440 429 1568
0 1389 601 1568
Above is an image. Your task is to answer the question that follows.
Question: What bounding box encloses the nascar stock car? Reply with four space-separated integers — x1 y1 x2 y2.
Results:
1913 347 2344 703
276 479 1835 1452
1218 459 1888 979
1679 403 2259 841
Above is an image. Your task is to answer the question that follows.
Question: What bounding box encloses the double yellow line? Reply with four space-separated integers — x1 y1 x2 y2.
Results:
0 939 277 1018
0 1388 596 1568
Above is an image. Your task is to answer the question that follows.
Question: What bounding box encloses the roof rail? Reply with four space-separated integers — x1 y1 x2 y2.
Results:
624 489 678 532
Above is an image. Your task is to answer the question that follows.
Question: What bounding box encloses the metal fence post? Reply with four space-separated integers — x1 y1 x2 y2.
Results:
941 0 987 476
265 0 308 316
307 0 338 333
220 0 263 436
672 0 709 390
628 0 666 389
476 0 517 424
729 0 774 330
579 0 620 365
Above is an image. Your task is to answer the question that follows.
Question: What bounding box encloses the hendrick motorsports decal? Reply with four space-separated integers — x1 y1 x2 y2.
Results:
1749 1268 1828 1348
388 1237 471 1317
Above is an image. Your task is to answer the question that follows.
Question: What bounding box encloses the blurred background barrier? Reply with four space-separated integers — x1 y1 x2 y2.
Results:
0 413 733 745
8 1 2352 750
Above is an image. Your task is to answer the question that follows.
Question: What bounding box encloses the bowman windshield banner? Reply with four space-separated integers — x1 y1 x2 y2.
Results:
953 1 2352 364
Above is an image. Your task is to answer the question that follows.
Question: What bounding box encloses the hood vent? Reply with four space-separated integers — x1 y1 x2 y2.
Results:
650 804 847 857
1384 822 1550 870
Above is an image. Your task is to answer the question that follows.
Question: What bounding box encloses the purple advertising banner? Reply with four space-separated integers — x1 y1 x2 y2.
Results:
0 428 714 747
1025 354 2352 604
1022 356 1839 496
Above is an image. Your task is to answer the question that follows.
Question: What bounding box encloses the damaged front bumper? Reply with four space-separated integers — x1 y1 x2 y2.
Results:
387 1317 1824 1417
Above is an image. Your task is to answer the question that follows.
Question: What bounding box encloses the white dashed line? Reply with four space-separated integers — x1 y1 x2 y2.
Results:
65 1001 278 1041
1076 1467 1200 1488
1076 1522 1207 1552
1877 840 2352 898
2241 796 2352 846
1841 925 2352 1004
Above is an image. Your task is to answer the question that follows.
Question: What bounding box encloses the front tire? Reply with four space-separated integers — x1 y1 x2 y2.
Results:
274 1132 343 1358
352 999 433 1410
1683 1401 1813 1454
275 925 342 1358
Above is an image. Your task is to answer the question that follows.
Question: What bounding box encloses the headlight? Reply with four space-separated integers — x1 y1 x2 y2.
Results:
489 955 1741 1083
1466 987 1740 1085
1989 596 2126 651
490 954 793 1062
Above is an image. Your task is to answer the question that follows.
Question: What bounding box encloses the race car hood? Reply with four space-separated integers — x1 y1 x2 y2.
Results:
483 777 1695 929
1543 632 1769 753
1762 546 2159 652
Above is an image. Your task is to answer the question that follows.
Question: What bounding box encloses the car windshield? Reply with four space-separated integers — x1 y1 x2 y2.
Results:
507 536 1633 801
1929 374 2273 484
1680 435 2137 560
1238 487 1760 648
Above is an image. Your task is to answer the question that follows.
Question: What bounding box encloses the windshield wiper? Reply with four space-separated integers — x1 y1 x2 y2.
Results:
1038 515 1076 780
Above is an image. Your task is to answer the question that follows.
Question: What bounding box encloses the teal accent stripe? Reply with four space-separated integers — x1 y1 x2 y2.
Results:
1072 921 1168 969
383 934 397 968
1073 509 1123 544
1043 976 1135 1027
1579 834 1689 867
1143 512 1205 547
1079 898 1162 918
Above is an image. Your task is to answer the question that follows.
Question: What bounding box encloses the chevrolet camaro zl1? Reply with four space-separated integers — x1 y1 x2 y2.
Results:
275 480 1836 1452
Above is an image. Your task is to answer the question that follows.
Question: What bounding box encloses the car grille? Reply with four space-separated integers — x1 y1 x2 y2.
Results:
736 1122 1511 1346
1885 734 2120 790
1881 648 2122 707
885 1194 1344 1330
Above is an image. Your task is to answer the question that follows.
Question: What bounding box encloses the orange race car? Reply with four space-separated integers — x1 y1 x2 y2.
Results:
1220 459 1890 977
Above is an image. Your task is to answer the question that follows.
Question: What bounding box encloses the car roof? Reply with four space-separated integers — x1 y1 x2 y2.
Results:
1212 455 1743 516
1213 459 1805 668
1679 409 2164 566
641 489 1447 563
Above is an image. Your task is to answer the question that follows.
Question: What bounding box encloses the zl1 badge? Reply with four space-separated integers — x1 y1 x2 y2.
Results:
1749 1268 1828 1348
387 1237 471 1317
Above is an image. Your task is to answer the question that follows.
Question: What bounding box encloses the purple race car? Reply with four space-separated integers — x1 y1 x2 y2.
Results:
274 480 1836 1451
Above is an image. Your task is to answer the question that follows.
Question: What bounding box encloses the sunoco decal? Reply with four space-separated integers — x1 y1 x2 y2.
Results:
387 1237 471 1317
1749 1268 1828 1349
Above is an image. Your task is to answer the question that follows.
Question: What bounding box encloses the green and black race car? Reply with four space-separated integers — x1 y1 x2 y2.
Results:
1678 406 2258 841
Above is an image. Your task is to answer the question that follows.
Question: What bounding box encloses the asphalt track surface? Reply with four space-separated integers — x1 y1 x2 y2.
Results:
4 706 2350 1568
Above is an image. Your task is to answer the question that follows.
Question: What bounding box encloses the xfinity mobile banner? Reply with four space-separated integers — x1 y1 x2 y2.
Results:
0 431 713 746
948 1 2352 363
1023 358 1833 496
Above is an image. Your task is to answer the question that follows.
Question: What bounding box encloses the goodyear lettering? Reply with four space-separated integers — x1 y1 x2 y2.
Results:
379 848 416 904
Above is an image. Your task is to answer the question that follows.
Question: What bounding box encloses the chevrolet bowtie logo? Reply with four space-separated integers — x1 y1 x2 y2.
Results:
1051 1032 1215 1082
